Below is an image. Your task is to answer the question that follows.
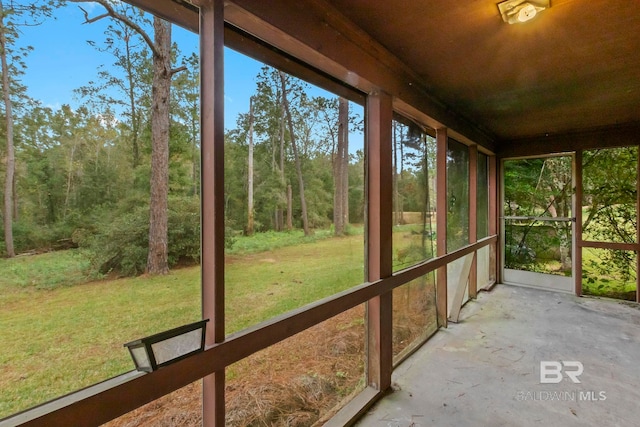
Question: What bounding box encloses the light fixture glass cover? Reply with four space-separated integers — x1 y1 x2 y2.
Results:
124 319 209 372
498 0 549 24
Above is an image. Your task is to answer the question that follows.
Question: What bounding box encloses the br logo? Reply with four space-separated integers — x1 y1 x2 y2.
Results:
539 361 584 384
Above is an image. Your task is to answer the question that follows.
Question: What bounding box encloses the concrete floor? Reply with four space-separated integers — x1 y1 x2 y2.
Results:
356 284 640 427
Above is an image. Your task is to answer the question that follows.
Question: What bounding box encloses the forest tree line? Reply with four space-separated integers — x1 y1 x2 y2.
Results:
0 1 445 277
4 3 633 282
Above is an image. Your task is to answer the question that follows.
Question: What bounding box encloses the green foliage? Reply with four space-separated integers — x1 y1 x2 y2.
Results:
82 196 205 276
582 248 637 300
1 18 367 280
395 242 430 267
504 223 559 270
447 139 470 251
503 157 573 274
166 197 202 266
503 158 545 216
0 249 92 290
343 223 364 236
348 151 365 224
14 220 75 252
228 228 333 255
84 200 148 276
583 147 637 243
222 65 365 236
580 147 638 290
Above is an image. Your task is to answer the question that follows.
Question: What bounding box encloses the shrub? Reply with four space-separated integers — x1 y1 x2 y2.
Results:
85 202 149 276
83 196 212 276
0 220 78 256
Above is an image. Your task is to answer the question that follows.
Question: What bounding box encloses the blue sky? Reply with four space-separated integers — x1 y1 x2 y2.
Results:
15 2 262 128
13 1 363 148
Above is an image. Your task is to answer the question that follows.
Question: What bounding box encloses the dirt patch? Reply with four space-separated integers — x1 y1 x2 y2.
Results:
105 306 365 427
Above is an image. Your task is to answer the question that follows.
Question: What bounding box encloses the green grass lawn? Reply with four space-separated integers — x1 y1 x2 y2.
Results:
0 230 364 419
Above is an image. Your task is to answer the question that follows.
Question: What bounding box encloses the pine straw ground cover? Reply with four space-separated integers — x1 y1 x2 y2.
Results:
105 279 439 427
105 306 366 427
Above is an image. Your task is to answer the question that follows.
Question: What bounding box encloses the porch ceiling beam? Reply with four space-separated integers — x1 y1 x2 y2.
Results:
125 0 198 31
498 123 640 158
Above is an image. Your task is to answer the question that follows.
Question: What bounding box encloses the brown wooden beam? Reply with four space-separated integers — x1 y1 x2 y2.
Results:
497 123 640 159
199 1 226 425
489 155 499 284
468 145 478 299
225 26 366 105
581 241 640 251
574 150 583 297
127 0 198 31
436 128 448 327
365 91 393 392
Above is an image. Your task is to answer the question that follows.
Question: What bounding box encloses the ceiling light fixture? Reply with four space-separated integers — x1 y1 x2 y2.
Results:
498 0 550 24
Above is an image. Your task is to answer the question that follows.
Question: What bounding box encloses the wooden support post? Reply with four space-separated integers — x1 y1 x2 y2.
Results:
366 91 393 392
199 1 225 426
468 145 478 299
436 128 448 327
574 150 583 297
489 155 498 285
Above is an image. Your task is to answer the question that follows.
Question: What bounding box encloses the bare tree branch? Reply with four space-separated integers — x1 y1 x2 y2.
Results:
170 64 187 76
78 6 109 24
70 0 161 58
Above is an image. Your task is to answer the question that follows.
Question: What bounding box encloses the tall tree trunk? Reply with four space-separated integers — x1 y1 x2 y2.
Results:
340 98 349 227
63 142 77 219
0 4 15 257
279 71 310 236
70 1 182 272
333 160 343 235
146 17 171 275
247 97 255 235
287 184 293 230
278 99 286 232
334 97 349 235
